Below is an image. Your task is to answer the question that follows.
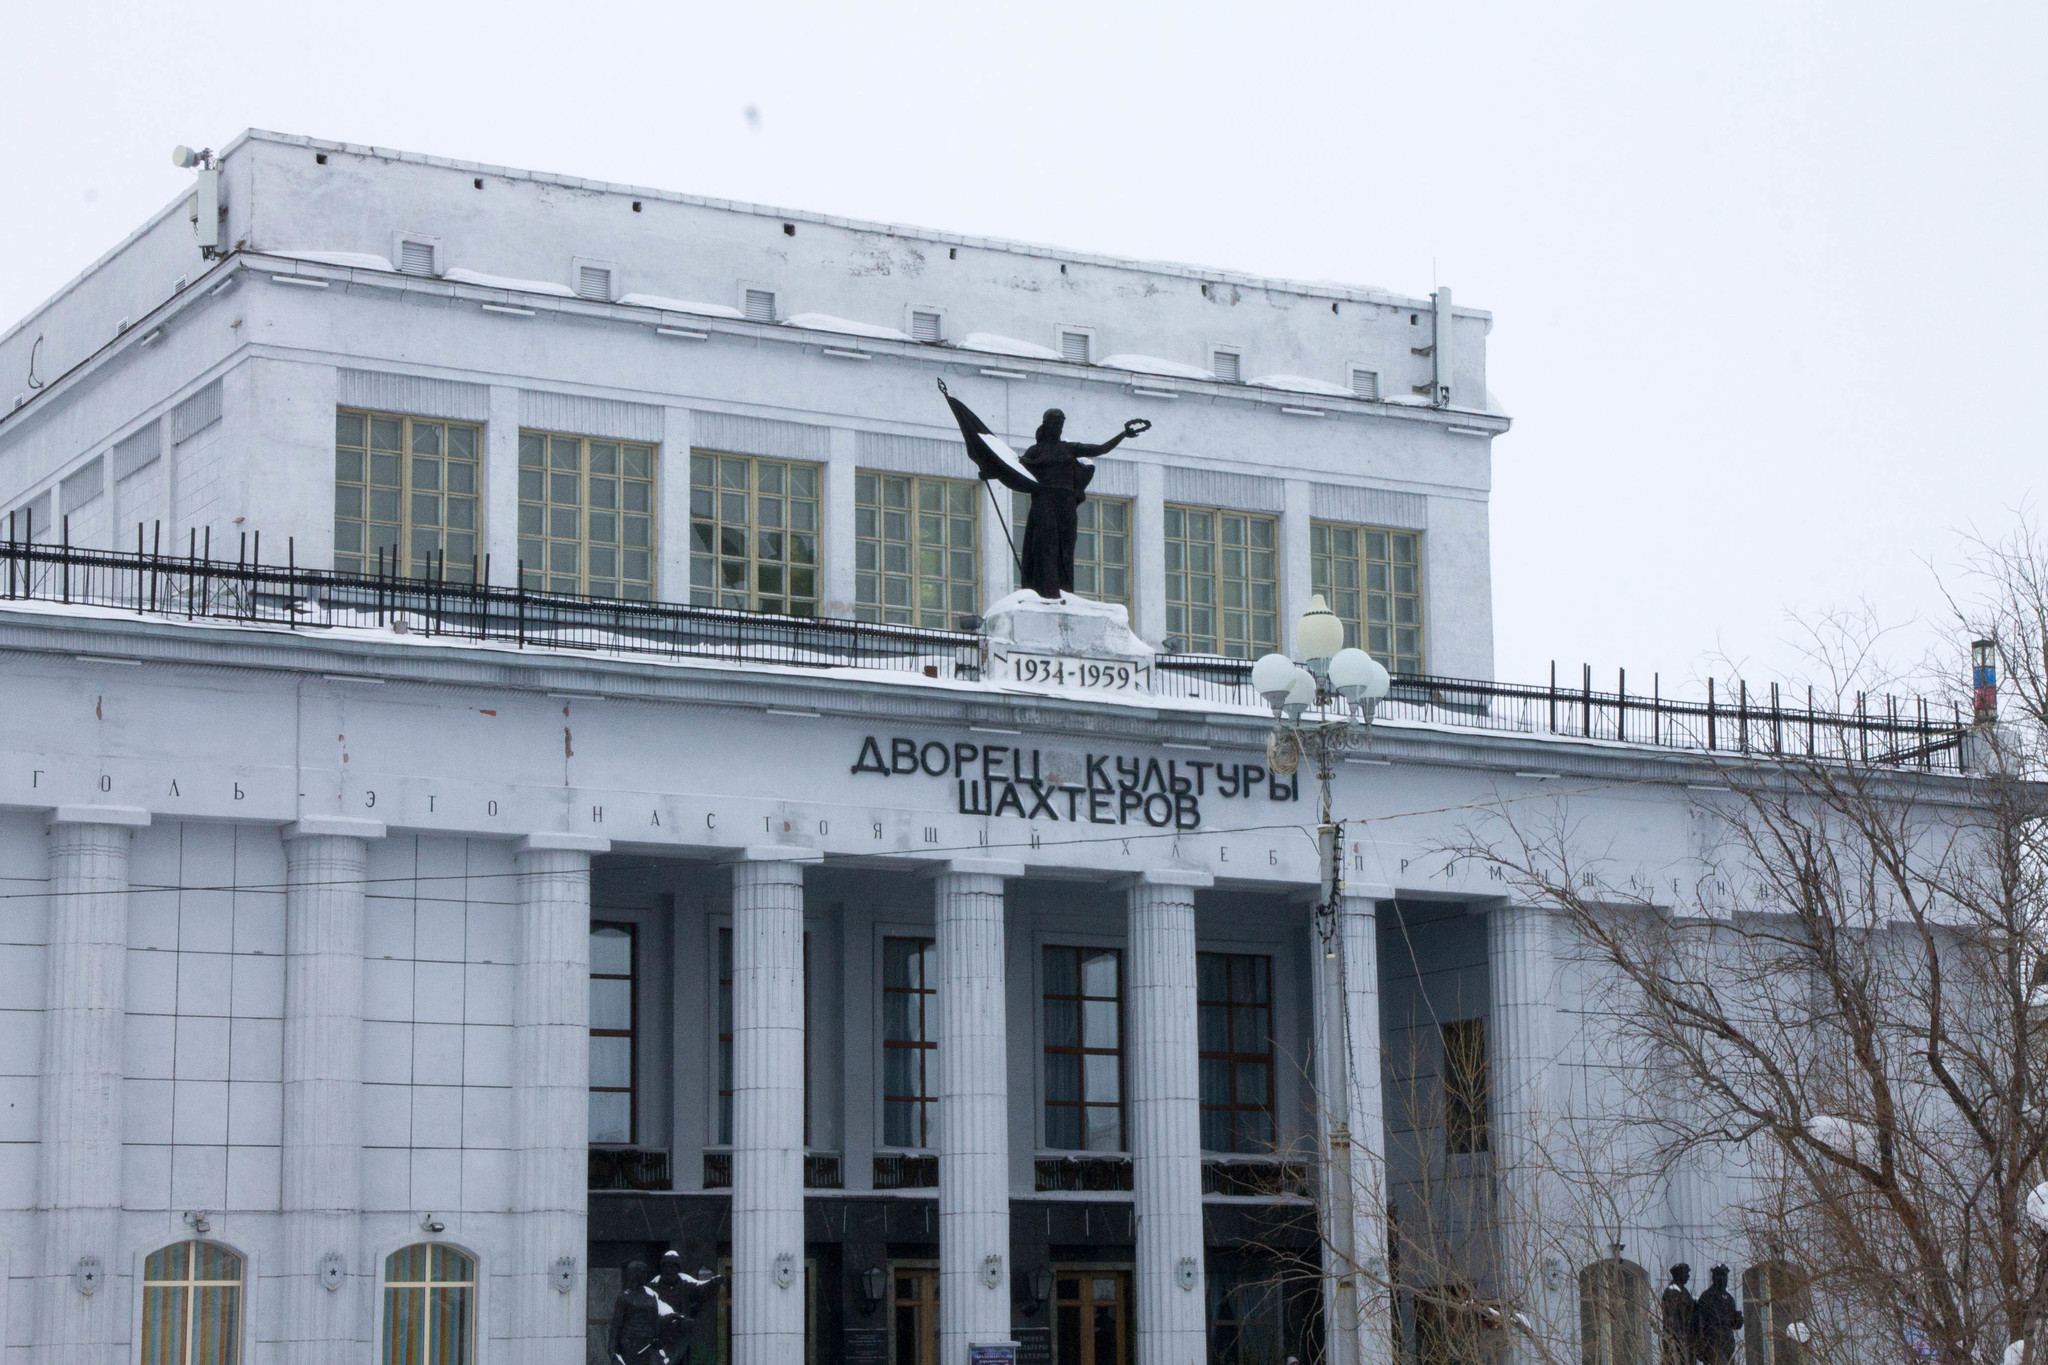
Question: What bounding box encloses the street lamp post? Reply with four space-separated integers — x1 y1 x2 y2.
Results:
1252 594 1392 1365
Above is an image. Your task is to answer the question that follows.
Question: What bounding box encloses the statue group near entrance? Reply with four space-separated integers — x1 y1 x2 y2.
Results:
1661 1264 1746 1365
608 1251 723 1365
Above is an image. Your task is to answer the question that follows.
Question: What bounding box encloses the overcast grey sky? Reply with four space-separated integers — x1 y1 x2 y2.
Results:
6 1 2041 694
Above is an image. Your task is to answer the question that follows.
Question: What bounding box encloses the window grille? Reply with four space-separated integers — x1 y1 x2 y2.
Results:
1164 504 1278 657
1350 367 1380 400
334 410 481 580
854 471 979 628
589 924 635 1144
141 1241 242 1365
1311 521 1423 675
1014 491 1131 607
1060 331 1092 364
382 1244 475 1365
910 310 942 343
1197 952 1275 1152
398 240 437 276
517 431 656 598
689 453 821 616
1043 946 1124 1151
575 265 612 301
744 289 777 322
882 938 938 1147
1211 350 1241 383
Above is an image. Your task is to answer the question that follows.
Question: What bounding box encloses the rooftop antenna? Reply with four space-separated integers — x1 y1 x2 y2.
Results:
172 145 221 259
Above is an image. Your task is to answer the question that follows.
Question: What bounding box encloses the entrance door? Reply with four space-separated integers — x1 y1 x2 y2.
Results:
1054 1270 1129 1365
892 1266 939 1365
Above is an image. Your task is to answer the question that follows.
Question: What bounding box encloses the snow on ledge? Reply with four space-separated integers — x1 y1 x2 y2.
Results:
618 293 745 319
1246 373 1355 398
1099 354 1215 381
783 312 911 342
271 250 395 272
960 332 1062 361
443 267 576 298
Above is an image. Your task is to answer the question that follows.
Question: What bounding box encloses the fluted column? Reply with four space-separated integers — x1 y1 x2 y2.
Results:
512 834 609 1364
1314 892 1394 1365
934 859 1023 1364
280 816 382 1365
1486 902 1557 1365
1126 869 1212 1365
729 847 821 1365
35 806 147 1364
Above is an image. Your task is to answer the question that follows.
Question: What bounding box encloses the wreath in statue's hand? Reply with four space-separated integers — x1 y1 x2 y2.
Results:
1123 419 1152 438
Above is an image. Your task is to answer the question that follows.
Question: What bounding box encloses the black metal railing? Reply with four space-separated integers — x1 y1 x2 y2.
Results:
1201 1159 1310 1198
589 1147 672 1191
0 536 1971 772
871 1153 939 1190
1033 1156 1134 1192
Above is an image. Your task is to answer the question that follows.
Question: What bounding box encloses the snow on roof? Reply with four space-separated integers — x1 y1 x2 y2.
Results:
782 312 912 342
272 250 395 272
617 293 745 319
1383 393 1435 406
1098 354 1215 381
1246 373 1355 398
442 267 576 298
960 332 1062 361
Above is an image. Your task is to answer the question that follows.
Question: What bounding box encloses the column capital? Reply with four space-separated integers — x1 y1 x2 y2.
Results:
283 815 386 841
50 804 150 828
1127 867 1213 890
724 844 824 864
517 832 611 854
928 857 1026 880
1344 883 1395 903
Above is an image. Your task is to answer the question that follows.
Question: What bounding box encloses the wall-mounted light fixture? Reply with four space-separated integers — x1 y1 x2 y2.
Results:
861 1265 887 1314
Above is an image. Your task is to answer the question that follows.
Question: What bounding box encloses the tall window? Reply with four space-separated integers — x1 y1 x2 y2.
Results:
855 472 979 628
334 411 480 580
882 937 938 1148
1043 946 1123 1151
590 923 635 1145
1312 522 1423 676
1441 1018 1489 1155
382 1244 476 1365
1164 505 1277 657
1014 491 1132 608
517 431 656 598
689 452 821 616
141 1240 243 1365
1198 953 1275 1153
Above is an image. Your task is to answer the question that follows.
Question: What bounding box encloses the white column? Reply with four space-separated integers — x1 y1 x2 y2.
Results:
1487 902 1556 1365
1126 868 1212 1365
35 806 147 1364
1325 892 1393 1365
823 428 859 618
1281 478 1313 657
659 407 694 603
729 847 821 1365
279 815 382 1365
1133 462 1166 645
486 385 521 586
511 833 609 1364
934 859 1023 1363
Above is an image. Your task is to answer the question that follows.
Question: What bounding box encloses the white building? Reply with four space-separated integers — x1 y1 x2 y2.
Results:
0 131 1970 1365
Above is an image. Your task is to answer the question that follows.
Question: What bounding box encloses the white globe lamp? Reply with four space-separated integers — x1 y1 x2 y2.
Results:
1328 647 1390 706
1282 666 1316 721
1296 594 1345 672
1251 652 1297 711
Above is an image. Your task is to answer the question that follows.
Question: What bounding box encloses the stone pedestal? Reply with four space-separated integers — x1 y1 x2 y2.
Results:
982 590 1156 659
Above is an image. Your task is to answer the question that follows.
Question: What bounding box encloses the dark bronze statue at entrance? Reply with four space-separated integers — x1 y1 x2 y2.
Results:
938 381 1148 599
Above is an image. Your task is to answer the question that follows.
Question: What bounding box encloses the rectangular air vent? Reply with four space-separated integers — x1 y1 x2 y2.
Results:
1060 330 1091 364
1212 350 1241 383
1350 367 1380 400
576 265 613 301
398 240 438 276
911 310 942 343
744 289 777 323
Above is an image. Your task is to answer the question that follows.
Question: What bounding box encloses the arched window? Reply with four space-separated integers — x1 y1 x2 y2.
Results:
382 1244 476 1365
1579 1256 1650 1365
141 1240 243 1365
1742 1261 1810 1365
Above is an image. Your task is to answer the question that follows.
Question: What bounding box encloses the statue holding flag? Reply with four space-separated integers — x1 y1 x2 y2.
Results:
938 380 1148 600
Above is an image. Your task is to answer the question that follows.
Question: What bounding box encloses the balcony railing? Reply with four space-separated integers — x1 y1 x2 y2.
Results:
589 1147 672 1191
0 536 1971 772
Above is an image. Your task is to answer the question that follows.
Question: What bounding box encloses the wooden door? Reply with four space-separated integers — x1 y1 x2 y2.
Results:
1054 1270 1129 1365
892 1267 939 1365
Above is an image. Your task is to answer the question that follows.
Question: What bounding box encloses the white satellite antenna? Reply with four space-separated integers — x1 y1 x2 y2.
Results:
172 145 220 258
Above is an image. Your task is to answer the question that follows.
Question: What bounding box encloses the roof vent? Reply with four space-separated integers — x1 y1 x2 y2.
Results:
398 240 438 276
911 310 942 344
1350 368 1380 400
1060 331 1091 365
744 289 777 323
1211 350 1241 383
576 265 613 301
